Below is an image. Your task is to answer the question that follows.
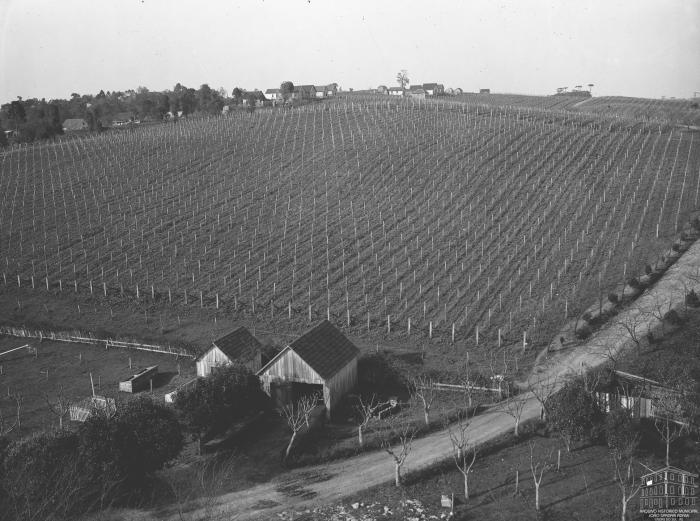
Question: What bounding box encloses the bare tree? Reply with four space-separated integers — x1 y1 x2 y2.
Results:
459 352 476 408
611 455 642 521
279 401 307 461
45 385 72 430
529 441 551 511
396 70 409 89
498 393 527 437
299 392 321 428
617 311 649 349
647 294 673 337
448 409 477 500
356 394 389 447
381 419 416 487
411 375 437 426
653 390 687 466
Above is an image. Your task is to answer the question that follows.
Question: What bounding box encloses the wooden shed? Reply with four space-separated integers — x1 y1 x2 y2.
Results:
119 365 158 393
257 320 359 419
196 327 263 377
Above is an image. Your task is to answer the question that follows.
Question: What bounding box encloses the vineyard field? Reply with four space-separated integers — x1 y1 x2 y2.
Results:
1 98 699 351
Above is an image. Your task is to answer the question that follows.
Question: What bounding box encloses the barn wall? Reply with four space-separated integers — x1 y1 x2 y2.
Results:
324 358 358 414
260 349 324 392
196 346 231 377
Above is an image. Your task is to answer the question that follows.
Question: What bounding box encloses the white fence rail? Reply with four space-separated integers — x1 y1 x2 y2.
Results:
0 326 194 358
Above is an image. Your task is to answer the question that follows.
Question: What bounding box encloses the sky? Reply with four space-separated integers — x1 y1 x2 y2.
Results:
1 0 699 102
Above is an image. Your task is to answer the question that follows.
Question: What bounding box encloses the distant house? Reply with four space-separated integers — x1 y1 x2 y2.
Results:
196 327 264 377
388 87 405 96
323 84 338 97
376 85 389 95
479 88 491 94
294 85 317 100
62 118 88 132
408 88 427 100
258 320 360 419
112 112 135 127
265 88 282 101
241 91 267 107
422 83 444 96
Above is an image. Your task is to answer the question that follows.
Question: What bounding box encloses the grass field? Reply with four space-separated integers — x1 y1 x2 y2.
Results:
0 336 196 435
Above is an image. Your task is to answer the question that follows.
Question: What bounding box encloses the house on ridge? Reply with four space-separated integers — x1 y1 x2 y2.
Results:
62 118 89 132
257 320 359 419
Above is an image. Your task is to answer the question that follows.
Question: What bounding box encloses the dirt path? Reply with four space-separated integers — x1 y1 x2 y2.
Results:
125 240 700 521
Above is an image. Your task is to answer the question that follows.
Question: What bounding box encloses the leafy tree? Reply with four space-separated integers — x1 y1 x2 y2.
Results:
8 100 26 127
232 87 243 104
280 81 294 102
545 377 604 451
0 125 8 148
174 364 268 451
79 396 183 485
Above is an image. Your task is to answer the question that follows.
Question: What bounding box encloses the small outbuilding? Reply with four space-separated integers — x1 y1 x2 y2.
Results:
196 327 263 377
62 118 88 132
257 320 359 419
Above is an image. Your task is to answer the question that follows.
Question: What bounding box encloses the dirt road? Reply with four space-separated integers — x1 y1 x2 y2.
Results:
128 240 700 521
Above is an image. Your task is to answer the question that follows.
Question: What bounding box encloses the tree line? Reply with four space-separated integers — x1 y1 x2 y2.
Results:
0 82 262 146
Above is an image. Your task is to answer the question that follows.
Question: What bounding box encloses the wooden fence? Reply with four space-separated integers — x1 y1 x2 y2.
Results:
0 326 194 358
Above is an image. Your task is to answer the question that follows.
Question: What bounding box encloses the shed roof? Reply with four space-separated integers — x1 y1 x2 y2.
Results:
205 326 262 362
259 320 359 380
295 85 317 92
423 83 441 90
265 88 281 94
112 112 134 122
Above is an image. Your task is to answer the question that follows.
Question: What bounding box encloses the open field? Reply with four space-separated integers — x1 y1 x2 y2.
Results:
0 336 196 435
1 98 699 358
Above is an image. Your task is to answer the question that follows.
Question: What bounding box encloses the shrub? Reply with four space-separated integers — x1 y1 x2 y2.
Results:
605 407 639 455
357 352 409 397
692 217 700 231
663 309 683 326
545 377 605 451
174 364 269 443
671 242 682 253
627 277 642 289
607 293 619 304
574 322 592 340
1 430 83 519
686 289 700 308
79 396 183 486
645 264 653 275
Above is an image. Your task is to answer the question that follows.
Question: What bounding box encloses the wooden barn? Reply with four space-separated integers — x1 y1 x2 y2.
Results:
257 320 359 419
196 327 263 377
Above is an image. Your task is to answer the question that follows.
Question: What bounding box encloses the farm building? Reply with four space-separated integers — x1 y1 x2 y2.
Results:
294 85 317 100
408 88 427 100
479 88 491 94
422 83 445 96
265 88 282 101
388 87 405 96
62 118 88 132
112 112 135 126
595 370 686 425
315 84 338 98
196 326 263 377
257 320 359 419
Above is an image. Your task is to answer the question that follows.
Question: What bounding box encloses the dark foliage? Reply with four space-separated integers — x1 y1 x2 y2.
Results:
686 289 700 308
545 377 605 448
173 364 269 441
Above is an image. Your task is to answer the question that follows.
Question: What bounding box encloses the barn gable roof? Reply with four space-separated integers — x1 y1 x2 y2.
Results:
258 320 359 380
204 326 262 362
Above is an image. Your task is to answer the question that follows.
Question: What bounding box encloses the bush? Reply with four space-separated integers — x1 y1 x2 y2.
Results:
174 364 269 442
607 293 619 304
671 242 682 252
79 396 183 486
357 352 409 398
1 430 83 519
686 289 700 308
574 322 592 340
545 377 605 450
645 264 653 275
663 309 683 326
605 407 639 455
627 277 642 289
692 217 700 231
